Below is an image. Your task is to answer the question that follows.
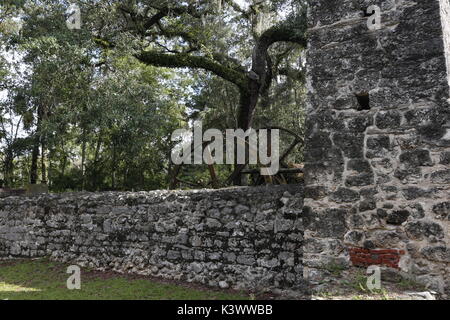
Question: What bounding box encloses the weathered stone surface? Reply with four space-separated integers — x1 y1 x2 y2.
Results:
332 133 364 158
404 107 441 126
402 187 436 200
386 210 410 225
304 186 327 200
344 230 364 246
304 0 450 294
420 246 450 263
359 200 376 212
405 221 445 240
399 150 433 167
345 174 374 187
440 152 450 165
432 202 450 220
347 159 372 174
345 160 374 187
431 169 450 184
375 111 402 129
394 167 423 183
304 207 347 238
366 136 391 158
315 209 347 238
347 115 373 133
371 230 404 248
330 188 360 203
418 124 447 141
409 203 425 219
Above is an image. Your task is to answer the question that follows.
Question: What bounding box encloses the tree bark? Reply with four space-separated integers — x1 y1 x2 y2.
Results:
30 106 42 184
81 127 87 190
41 140 46 184
30 141 39 184
4 149 14 187
111 142 116 190
92 132 103 190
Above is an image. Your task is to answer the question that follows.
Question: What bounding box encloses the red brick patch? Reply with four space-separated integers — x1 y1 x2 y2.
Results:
348 247 405 269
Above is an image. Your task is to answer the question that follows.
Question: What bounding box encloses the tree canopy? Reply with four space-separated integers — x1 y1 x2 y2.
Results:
0 0 307 191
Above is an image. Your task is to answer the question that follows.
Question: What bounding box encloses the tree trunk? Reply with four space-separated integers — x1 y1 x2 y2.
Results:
81 128 86 190
231 81 260 185
30 105 43 185
30 141 39 184
92 132 102 190
111 142 116 190
41 140 46 184
4 149 14 187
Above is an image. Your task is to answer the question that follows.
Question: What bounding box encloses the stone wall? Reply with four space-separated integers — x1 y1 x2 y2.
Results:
441 0 450 92
0 185 305 293
304 0 450 294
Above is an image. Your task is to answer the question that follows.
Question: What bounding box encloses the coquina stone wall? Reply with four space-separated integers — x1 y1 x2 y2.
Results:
0 185 305 293
304 0 450 294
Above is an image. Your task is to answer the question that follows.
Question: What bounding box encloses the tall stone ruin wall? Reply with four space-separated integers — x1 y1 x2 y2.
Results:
441 0 450 91
0 185 305 293
304 0 450 294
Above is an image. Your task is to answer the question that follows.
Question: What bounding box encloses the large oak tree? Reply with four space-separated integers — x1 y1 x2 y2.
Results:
87 0 307 184
89 0 307 131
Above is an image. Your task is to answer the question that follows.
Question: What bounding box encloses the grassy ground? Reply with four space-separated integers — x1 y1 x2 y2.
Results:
1 258 440 300
311 267 435 300
0 259 251 300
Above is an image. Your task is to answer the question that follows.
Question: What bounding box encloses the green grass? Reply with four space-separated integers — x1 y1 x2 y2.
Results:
0 259 250 300
323 262 346 277
341 270 390 297
397 278 427 291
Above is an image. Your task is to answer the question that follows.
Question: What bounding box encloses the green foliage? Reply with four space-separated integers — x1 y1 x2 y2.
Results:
0 0 189 191
0 0 307 191
324 262 347 277
398 278 427 291
341 270 389 296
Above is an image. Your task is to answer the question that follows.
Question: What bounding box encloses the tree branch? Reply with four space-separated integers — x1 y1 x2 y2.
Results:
144 9 168 30
251 17 307 88
135 51 248 90
223 0 250 18
278 67 305 82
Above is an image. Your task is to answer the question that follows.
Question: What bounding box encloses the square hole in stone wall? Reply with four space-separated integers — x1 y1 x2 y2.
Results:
355 92 371 111
362 7 377 17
